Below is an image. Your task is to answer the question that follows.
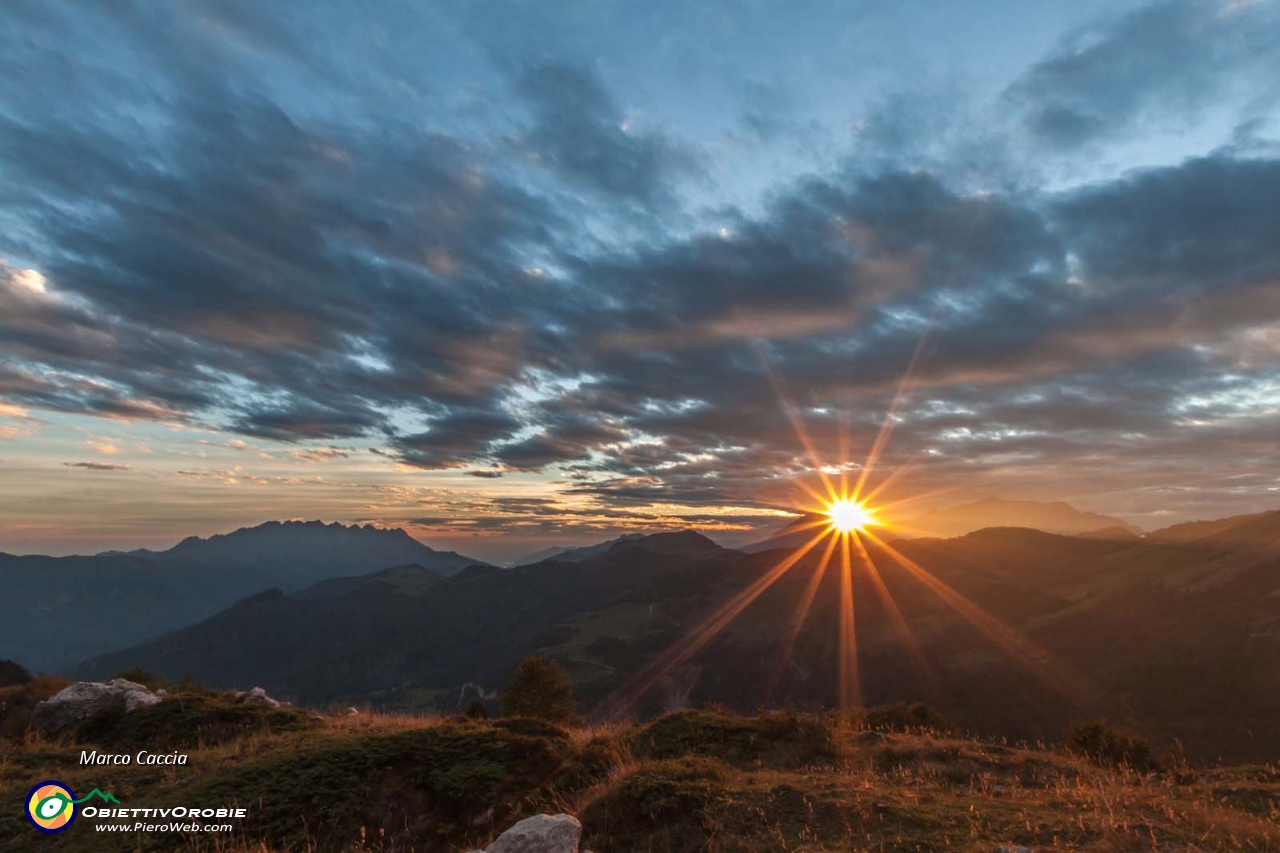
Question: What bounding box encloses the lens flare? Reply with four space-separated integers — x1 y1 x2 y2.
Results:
594 323 1108 725
825 498 874 533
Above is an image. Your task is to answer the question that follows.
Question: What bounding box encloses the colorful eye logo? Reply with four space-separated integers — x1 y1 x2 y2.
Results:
27 781 77 833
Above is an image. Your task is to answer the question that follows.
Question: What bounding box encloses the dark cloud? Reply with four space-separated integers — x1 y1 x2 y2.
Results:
392 408 524 470
1006 0 1280 148
229 400 386 442
1057 154 1280 292
64 462 132 472
512 61 701 210
491 408 629 471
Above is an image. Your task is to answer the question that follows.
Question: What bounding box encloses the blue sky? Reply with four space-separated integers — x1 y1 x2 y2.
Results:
1 0 1278 561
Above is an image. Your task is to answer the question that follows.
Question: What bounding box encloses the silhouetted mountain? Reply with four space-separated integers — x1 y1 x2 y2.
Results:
145 519 481 575
1078 525 1142 541
742 499 1135 553
1148 511 1278 546
295 563 443 601
510 533 646 566
74 512 1280 760
2 521 486 672
899 498 1139 538
77 530 735 709
740 512 824 553
510 544 576 566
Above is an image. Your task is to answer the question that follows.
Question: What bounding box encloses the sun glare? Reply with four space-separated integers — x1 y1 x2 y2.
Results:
825 497 874 533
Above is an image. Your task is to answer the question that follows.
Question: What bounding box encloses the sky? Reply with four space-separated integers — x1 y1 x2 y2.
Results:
1 0 1278 563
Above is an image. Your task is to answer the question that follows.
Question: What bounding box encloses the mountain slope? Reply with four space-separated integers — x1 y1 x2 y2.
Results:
76 531 737 708
147 519 482 576
72 513 1280 760
2 521 487 672
898 497 1139 538
0 553 206 679
740 512 824 553
511 533 647 566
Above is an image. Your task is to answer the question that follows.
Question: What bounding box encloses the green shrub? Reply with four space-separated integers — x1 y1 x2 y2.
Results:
502 655 581 724
1066 719 1158 771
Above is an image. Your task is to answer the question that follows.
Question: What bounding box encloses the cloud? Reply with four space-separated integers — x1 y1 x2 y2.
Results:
289 447 351 463
0 1 1278 533
64 461 131 471
1006 0 1280 148
392 408 523 470
512 61 702 211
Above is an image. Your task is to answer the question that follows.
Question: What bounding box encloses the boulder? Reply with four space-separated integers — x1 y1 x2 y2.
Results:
31 679 163 732
486 814 581 853
234 686 284 708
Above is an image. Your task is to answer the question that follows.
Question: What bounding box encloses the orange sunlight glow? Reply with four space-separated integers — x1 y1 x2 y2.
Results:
596 331 1105 724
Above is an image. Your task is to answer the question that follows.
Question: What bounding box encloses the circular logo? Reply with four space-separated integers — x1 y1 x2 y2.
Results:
27 781 77 833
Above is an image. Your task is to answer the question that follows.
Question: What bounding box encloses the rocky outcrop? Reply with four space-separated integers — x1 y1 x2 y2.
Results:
234 686 286 708
31 678 165 732
477 814 583 853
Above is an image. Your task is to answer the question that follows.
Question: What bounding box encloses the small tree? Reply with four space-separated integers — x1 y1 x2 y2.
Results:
502 656 580 724
1066 719 1157 771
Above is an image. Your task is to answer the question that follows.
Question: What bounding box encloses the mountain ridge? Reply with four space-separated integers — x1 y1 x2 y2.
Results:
510 533 647 567
70 511 1280 761
1 520 489 673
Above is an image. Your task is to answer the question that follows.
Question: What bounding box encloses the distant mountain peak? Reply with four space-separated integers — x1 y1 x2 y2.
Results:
154 519 489 578
609 530 722 556
510 533 646 567
899 498 1139 539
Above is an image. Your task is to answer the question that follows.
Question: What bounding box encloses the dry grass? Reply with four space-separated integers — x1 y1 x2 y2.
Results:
2 705 1277 853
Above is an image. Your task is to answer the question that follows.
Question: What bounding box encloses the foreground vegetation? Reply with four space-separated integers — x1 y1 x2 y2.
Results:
2 676 1277 852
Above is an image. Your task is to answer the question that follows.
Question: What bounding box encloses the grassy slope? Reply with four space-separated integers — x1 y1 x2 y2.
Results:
2 691 1277 852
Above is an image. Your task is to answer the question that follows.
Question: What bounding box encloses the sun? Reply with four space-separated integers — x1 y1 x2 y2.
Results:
825 497 875 534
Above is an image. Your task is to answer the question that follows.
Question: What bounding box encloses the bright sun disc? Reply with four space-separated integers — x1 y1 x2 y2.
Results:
825 498 874 533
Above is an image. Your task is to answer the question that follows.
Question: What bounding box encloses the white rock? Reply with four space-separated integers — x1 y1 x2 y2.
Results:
124 690 163 712
31 679 164 732
235 686 283 708
487 814 581 853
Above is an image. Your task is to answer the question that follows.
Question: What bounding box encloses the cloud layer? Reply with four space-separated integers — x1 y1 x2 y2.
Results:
1 0 1278 553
